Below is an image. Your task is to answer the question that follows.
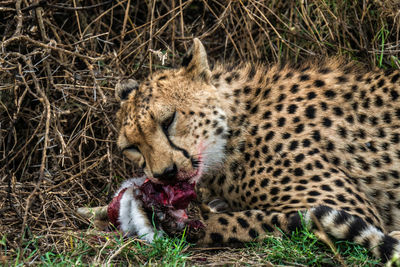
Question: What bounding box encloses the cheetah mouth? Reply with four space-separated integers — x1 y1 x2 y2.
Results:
177 168 202 184
178 156 204 184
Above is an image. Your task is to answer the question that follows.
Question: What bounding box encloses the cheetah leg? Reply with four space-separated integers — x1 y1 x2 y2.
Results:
199 205 400 263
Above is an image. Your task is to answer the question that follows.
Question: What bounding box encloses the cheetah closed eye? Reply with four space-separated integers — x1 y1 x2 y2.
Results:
115 38 400 263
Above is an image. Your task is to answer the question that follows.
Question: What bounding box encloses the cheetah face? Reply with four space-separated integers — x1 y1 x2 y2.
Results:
116 39 228 184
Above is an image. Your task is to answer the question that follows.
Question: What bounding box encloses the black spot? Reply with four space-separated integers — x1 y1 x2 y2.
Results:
287 104 298 114
249 228 259 239
321 185 332 191
277 117 286 127
273 74 281 82
375 95 384 107
323 199 336 205
275 104 283 112
250 125 259 136
281 176 291 184
305 105 317 119
324 90 336 98
270 187 280 195
343 92 353 101
333 107 343 116
250 105 259 114
314 80 325 87
218 217 229 225
391 73 400 84
390 89 399 101
273 168 283 177
382 112 391 124
326 141 335 151
225 75 233 84
322 117 332 127
210 233 224 243
274 143 283 152
309 191 321 196
261 179 269 187
302 139 311 147
294 154 305 162
307 91 317 99
243 86 252 94
377 78 385 88
319 68 331 74
315 161 323 169
312 130 321 141
217 175 226 185
249 179 256 188
277 94 286 102
294 168 304 176
215 127 224 135
337 126 347 138
282 132 291 139
263 111 272 119
311 175 322 182
290 84 299 94
300 74 310 81
391 133 400 144
237 217 250 228
337 194 347 203
265 131 275 142
336 76 348 83
289 140 299 151
345 115 354 124
295 124 304 133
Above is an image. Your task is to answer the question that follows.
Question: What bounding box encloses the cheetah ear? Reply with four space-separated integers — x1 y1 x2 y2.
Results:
115 79 139 102
181 38 211 83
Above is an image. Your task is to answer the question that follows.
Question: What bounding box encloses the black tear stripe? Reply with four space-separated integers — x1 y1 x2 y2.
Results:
164 132 191 159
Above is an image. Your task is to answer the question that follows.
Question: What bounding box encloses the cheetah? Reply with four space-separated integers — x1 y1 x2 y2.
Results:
114 38 400 262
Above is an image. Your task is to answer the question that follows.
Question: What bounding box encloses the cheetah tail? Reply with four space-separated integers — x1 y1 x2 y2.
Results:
288 205 400 263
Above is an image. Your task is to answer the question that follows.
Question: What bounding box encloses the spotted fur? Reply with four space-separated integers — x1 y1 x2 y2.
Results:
115 38 400 262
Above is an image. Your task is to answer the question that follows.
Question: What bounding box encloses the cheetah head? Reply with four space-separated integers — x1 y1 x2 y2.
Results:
116 39 228 184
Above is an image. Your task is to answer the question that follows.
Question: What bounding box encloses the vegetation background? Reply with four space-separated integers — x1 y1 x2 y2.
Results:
1 0 399 265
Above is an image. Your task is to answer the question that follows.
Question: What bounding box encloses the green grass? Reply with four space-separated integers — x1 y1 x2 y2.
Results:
2 225 383 266
249 228 380 266
2 229 191 266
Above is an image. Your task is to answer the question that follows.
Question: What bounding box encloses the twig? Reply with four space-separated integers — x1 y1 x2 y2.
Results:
1 35 103 61
44 155 107 193
21 0 113 13
13 0 23 37
106 239 135 265
17 55 51 245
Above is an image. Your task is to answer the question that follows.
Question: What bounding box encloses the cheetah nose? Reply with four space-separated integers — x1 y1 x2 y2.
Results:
154 164 178 183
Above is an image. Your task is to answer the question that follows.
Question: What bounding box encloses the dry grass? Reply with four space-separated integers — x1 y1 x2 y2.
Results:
0 0 399 265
